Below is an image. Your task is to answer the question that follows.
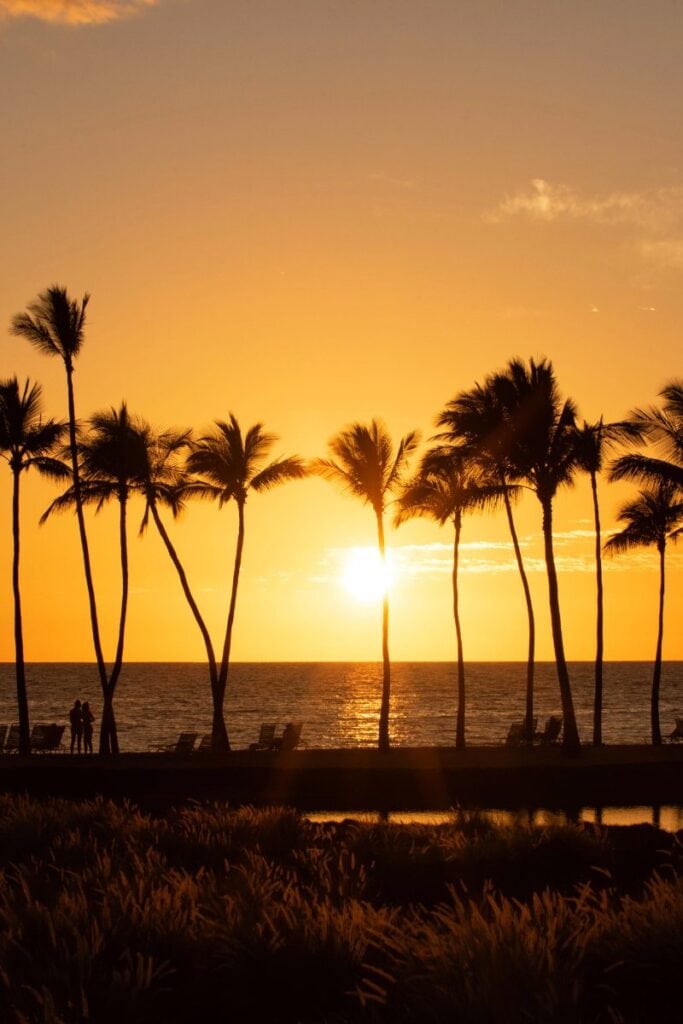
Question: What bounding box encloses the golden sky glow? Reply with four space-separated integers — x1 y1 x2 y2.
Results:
1 1 683 661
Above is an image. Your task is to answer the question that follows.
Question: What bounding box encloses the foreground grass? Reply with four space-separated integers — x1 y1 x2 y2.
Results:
0 796 680 1023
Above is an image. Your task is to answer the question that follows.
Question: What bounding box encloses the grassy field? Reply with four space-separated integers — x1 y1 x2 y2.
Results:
0 795 681 1022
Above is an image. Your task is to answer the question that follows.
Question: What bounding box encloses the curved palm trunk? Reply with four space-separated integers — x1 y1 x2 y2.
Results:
376 510 391 753
590 471 604 746
149 501 226 749
651 543 665 746
452 511 466 750
99 495 128 755
65 364 109 695
216 502 247 753
540 497 581 756
12 468 30 756
501 481 535 743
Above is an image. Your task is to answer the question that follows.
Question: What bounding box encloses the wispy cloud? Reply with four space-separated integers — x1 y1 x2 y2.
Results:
485 179 683 231
0 0 157 24
486 178 683 275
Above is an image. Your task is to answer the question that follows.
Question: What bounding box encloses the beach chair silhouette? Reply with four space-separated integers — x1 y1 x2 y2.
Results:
505 718 536 746
195 734 212 753
249 723 277 750
274 721 303 752
35 724 65 752
668 717 683 742
155 732 198 755
5 725 20 752
0 725 7 751
536 715 563 744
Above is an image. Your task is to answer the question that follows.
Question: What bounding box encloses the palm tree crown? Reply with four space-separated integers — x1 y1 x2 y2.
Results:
313 419 419 515
0 378 67 479
188 415 307 504
10 286 89 369
604 484 683 557
610 380 683 493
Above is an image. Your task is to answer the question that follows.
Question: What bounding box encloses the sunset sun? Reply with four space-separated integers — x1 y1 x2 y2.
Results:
341 547 394 603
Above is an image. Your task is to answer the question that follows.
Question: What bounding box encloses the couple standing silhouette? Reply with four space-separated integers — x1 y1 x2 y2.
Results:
69 699 95 755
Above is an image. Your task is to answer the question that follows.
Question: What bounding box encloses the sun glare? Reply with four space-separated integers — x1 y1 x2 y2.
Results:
341 547 394 603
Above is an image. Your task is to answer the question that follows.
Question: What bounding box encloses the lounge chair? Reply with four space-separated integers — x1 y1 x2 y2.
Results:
0 725 7 751
536 715 563 744
155 732 198 755
249 723 277 750
30 723 66 752
195 734 212 754
505 718 537 746
668 717 683 742
273 721 303 752
4 725 20 752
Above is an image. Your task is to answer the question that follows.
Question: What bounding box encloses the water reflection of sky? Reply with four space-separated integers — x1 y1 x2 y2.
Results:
307 805 683 832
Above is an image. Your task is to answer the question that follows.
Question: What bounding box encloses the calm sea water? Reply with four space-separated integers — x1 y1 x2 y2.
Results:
0 661 681 752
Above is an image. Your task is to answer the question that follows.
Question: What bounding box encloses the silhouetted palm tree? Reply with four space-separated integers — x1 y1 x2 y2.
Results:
437 379 537 743
11 287 111 721
395 447 501 749
42 403 148 754
493 358 582 755
604 484 683 744
574 417 634 746
137 423 223 747
612 380 683 492
0 378 68 755
313 420 419 752
187 416 308 751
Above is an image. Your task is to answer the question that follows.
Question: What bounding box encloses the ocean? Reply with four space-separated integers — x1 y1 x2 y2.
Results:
0 661 680 753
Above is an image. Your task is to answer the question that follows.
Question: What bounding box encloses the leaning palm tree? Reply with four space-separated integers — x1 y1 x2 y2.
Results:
313 419 419 752
395 447 501 749
437 379 537 743
187 415 308 751
11 288 111 711
493 358 582 755
41 403 149 754
137 423 223 747
604 484 683 745
0 378 68 756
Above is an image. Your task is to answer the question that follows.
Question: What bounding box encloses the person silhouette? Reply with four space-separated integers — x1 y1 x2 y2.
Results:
69 699 83 755
280 721 296 750
82 701 95 755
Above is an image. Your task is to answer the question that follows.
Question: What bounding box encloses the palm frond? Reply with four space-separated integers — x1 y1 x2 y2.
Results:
250 456 308 492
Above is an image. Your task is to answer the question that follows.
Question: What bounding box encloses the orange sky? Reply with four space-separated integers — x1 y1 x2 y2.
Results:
1 0 682 662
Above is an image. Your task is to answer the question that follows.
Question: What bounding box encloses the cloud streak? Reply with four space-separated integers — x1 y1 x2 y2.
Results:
486 178 683 274
0 0 157 24
486 178 683 231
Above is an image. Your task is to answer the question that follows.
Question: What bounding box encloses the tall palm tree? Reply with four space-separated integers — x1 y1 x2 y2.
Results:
395 447 501 749
313 419 419 752
604 484 683 745
437 379 537 743
493 358 582 755
11 287 111 715
0 378 68 755
41 403 149 754
187 415 308 751
137 423 223 747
